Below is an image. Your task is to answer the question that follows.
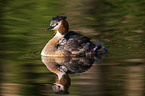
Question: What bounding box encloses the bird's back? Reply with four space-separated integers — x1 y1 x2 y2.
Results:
56 31 95 56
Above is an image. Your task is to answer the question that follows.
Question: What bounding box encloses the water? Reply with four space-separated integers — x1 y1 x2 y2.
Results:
0 0 145 96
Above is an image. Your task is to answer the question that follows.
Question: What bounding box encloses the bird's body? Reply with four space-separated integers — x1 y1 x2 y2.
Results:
41 16 107 57
56 31 95 56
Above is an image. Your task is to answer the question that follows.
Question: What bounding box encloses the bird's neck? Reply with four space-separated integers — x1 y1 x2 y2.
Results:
53 31 64 40
41 31 64 56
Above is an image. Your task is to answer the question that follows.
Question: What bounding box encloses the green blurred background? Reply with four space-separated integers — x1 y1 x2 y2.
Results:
0 0 145 96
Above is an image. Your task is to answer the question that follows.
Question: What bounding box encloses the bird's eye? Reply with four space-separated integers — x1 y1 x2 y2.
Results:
55 23 58 26
52 22 59 27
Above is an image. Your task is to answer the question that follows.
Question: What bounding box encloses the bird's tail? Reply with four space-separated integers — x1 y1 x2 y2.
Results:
93 41 108 55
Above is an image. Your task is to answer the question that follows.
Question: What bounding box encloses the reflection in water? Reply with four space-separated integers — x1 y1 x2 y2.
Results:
41 56 96 94
1 0 145 96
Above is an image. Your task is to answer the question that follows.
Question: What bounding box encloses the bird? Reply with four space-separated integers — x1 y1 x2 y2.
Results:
41 16 107 57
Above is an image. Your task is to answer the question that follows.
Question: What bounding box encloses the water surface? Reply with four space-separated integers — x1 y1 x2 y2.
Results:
0 0 145 96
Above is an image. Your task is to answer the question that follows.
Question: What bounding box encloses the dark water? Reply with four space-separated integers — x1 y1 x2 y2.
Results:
0 0 145 96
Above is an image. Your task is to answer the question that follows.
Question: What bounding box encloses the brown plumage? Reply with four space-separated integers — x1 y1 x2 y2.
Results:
58 20 69 35
41 16 107 56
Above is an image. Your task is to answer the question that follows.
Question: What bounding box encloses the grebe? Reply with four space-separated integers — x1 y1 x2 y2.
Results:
41 16 107 56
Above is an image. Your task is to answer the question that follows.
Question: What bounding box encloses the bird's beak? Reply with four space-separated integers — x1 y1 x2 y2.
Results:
47 83 55 86
45 26 54 31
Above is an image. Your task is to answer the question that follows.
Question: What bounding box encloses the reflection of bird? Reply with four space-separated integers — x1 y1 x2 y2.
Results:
50 74 70 94
41 56 70 94
41 16 107 56
57 57 95 73
41 56 95 94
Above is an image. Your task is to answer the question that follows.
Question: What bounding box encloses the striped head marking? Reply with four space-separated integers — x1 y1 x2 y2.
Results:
46 16 67 31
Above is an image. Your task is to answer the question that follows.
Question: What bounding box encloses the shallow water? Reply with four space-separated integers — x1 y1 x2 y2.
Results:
0 0 145 96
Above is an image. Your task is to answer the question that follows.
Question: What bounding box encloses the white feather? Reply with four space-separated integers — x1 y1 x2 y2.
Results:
53 22 61 30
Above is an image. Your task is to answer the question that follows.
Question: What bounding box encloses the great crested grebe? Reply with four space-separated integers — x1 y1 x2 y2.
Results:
41 16 107 56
